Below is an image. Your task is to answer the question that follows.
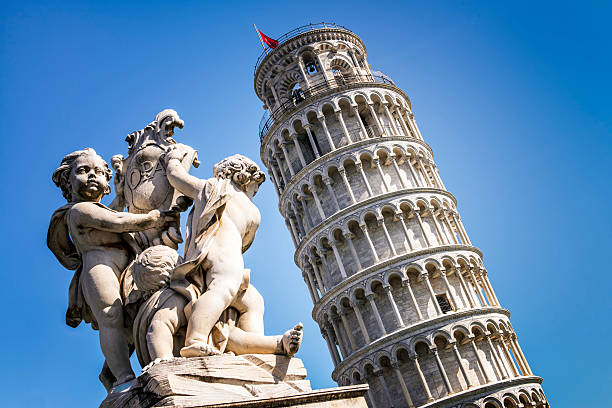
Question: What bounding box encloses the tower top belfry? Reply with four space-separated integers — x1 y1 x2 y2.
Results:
254 23 548 408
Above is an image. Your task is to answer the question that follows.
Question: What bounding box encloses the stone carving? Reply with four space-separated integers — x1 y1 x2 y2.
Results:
47 111 303 400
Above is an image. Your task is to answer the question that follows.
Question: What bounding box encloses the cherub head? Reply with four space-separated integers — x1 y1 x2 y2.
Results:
213 154 266 198
52 148 112 203
132 245 181 295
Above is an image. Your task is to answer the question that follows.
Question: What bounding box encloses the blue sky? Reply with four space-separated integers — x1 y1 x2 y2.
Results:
1 1 610 406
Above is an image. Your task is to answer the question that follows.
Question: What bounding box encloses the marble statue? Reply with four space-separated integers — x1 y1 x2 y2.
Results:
48 148 178 391
47 111 302 396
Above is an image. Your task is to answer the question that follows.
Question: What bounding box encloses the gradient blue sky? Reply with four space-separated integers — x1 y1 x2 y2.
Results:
1 1 610 406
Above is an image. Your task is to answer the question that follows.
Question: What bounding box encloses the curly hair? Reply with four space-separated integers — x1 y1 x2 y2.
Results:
132 245 180 294
213 154 266 190
52 148 112 202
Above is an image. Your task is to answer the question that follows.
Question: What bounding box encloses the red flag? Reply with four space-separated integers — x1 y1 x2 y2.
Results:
257 28 279 49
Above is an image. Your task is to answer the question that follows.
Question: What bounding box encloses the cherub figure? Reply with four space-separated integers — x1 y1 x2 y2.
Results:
47 148 177 391
162 152 302 357
128 245 302 368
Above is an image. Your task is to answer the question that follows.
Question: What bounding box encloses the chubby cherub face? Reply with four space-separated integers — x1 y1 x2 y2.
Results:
69 152 111 202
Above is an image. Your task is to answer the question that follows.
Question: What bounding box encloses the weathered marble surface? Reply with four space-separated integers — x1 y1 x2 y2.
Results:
100 354 367 408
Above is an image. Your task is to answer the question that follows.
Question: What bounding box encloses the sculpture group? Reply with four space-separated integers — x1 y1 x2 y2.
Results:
47 109 303 393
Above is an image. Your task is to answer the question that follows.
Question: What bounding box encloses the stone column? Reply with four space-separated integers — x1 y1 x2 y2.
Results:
329 241 347 279
451 342 473 389
511 333 533 375
267 166 281 196
411 354 434 402
455 269 476 309
414 210 432 247
317 115 336 151
506 335 528 376
500 336 520 377
405 157 421 187
274 151 289 186
383 284 404 327
268 160 284 192
408 112 424 140
291 133 307 167
395 107 411 137
356 161 374 197
398 213 415 251
486 334 508 380
366 291 387 336
343 230 362 271
304 125 320 158
323 176 340 212
404 112 419 139
349 299 371 343
468 267 487 307
303 267 319 302
308 256 326 293
429 207 447 245
482 270 501 306
416 160 430 187
339 308 358 351
286 219 298 247
469 338 491 383
310 187 326 220
351 104 368 140
422 273 442 315
339 167 356 204
335 110 352 143
321 327 341 366
291 206 306 237
392 362 415 407
298 195 313 231
454 212 472 245
359 222 380 262
373 157 390 192
431 347 453 394
368 102 385 136
440 270 460 310
374 370 393 407
378 216 397 257
390 154 407 188
329 317 348 358
280 142 296 177
302 272 316 303
383 103 400 134
405 275 424 320
475 268 495 306
442 210 460 244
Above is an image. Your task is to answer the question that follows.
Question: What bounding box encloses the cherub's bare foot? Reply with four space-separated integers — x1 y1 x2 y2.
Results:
180 342 221 358
281 323 303 357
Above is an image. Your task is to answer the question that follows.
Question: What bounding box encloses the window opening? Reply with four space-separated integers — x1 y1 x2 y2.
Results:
436 294 453 313
303 54 318 75
291 83 304 105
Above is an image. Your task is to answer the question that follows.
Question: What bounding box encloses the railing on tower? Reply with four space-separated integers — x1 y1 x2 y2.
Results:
254 22 351 75
259 73 396 141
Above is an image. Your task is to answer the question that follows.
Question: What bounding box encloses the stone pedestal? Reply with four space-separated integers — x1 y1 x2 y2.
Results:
100 354 368 408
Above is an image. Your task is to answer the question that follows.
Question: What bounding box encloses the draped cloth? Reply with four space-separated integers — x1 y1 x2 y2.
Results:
170 177 233 318
47 202 139 330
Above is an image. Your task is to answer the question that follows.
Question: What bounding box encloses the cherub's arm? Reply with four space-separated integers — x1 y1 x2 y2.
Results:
71 202 173 233
166 156 204 200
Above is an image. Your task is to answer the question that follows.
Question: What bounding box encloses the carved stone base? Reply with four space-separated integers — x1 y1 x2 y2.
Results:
99 354 368 408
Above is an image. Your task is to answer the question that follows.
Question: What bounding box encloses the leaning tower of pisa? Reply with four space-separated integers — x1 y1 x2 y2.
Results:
253 23 548 408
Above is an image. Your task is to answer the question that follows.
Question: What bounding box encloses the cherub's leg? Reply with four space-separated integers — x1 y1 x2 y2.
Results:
181 238 244 357
81 264 135 385
231 284 265 335
225 323 303 356
147 294 187 361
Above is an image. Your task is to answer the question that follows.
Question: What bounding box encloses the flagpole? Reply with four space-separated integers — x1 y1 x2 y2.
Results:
253 24 269 55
